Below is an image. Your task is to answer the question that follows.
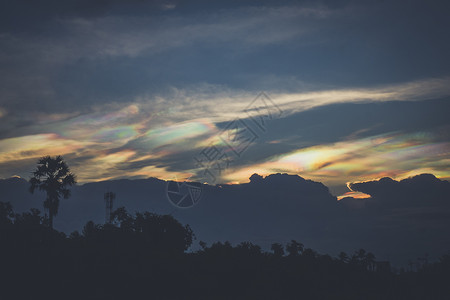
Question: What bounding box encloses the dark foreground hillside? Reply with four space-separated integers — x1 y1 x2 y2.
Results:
1 202 449 300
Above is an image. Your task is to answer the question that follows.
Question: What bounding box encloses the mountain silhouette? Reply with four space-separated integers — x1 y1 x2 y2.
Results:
1 173 449 266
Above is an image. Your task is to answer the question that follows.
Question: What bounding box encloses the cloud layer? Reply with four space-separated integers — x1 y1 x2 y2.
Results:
0 0 449 194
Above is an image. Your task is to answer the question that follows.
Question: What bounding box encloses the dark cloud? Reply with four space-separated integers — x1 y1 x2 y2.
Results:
0 0 169 33
226 97 450 150
348 174 450 209
1 0 450 119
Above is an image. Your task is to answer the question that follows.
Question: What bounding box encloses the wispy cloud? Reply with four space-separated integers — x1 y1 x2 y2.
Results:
1 77 449 183
55 5 331 58
0 133 91 162
221 131 450 187
113 76 450 130
0 4 336 115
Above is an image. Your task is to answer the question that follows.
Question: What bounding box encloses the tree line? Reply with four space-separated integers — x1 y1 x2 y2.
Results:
1 201 449 299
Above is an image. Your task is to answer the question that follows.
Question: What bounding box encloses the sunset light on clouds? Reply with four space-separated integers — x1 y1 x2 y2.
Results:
1 1 450 290
0 0 449 200
0 81 449 194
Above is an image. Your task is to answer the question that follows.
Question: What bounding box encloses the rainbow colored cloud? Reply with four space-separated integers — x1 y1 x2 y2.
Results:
220 132 450 192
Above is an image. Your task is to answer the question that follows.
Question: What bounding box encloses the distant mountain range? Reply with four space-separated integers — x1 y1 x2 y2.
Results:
1 173 449 266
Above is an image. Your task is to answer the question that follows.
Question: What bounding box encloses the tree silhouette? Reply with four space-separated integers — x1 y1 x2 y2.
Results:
29 155 76 229
0 201 13 225
109 207 194 253
271 242 285 257
365 252 376 271
338 251 349 263
3 200 450 299
286 240 304 256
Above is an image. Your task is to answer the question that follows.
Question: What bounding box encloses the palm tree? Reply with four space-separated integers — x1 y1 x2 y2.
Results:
29 155 76 229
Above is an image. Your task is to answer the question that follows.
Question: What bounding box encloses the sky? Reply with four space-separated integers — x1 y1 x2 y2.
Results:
0 0 449 197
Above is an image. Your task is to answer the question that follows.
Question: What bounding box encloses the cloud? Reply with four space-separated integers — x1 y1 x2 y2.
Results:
347 174 450 209
0 4 335 116
137 77 450 128
0 92 449 186
222 131 450 188
272 77 450 116
1 0 449 118
1 4 330 63
1 1 449 188
0 133 91 162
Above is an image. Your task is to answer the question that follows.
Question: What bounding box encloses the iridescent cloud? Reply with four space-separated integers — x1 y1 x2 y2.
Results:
0 133 90 162
336 191 371 201
221 132 450 190
0 78 449 185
